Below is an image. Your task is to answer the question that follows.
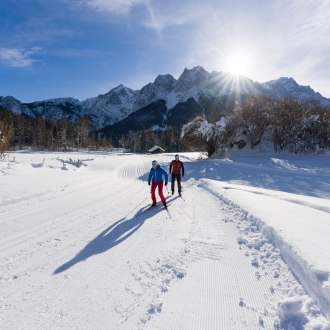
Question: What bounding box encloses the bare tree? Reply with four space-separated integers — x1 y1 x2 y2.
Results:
240 96 273 148
0 121 14 160
75 116 91 148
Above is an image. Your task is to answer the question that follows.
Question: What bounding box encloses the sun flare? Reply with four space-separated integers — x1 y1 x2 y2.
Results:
224 54 250 76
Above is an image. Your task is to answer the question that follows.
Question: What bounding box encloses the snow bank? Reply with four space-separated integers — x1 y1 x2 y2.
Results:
199 179 330 321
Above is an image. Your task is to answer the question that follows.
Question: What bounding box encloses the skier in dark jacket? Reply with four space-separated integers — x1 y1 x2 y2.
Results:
169 154 184 196
148 160 168 208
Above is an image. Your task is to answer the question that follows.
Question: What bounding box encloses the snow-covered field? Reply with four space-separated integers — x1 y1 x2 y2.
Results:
1 150 330 329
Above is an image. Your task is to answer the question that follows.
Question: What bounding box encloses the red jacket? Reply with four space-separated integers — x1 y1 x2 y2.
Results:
169 160 184 176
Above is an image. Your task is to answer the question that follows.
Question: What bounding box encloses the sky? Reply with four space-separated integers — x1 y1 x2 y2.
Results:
1 0 330 102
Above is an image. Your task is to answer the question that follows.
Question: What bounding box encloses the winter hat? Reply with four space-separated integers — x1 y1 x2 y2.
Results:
152 160 158 165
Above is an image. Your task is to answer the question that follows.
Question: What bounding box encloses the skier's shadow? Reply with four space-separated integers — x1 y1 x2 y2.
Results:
53 205 156 275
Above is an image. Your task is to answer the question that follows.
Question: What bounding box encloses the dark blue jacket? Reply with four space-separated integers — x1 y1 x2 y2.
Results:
148 165 168 184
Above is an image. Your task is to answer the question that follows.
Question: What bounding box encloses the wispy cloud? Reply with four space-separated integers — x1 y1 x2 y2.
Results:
287 0 330 47
76 0 144 15
142 1 200 32
70 0 199 32
0 47 42 68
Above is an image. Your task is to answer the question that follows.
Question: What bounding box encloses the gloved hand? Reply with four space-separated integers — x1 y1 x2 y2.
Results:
148 182 151 186
165 182 168 186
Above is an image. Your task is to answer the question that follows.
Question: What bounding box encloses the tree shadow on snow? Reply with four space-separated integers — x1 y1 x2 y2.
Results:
53 204 157 275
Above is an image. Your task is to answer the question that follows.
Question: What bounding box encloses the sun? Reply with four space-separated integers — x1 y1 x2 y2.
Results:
224 53 250 76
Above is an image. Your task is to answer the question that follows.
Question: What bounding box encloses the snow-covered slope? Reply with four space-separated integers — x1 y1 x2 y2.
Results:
28 97 81 122
80 85 138 128
1 67 330 129
0 96 35 117
0 150 330 329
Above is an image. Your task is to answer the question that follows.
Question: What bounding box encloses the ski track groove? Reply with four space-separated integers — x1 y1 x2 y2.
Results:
1 155 328 329
1 184 149 329
0 175 108 222
0 184 142 293
199 183 329 327
0 177 130 254
0 153 172 329
1 180 143 276
140 188 235 329
0 180 141 263
144 183 328 329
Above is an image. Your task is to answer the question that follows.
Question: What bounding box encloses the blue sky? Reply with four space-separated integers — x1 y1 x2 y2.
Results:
1 0 330 102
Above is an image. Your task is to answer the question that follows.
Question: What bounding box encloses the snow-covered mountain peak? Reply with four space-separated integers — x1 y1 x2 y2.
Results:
209 70 225 81
111 84 129 92
2 66 330 130
32 97 80 106
261 77 330 105
0 95 20 103
178 66 209 82
189 65 207 74
0 96 21 111
0 96 35 116
107 84 135 97
267 77 298 88
176 66 210 93
154 74 176 86
210 70 223 76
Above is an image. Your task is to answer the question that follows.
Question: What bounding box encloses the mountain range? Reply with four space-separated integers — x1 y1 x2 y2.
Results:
1 66 329 136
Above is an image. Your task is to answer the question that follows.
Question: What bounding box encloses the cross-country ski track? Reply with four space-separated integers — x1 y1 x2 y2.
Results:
1 151 330 329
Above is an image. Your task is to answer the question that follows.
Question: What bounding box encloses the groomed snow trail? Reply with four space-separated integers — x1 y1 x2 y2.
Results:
146 182 328 329
0 152 329 329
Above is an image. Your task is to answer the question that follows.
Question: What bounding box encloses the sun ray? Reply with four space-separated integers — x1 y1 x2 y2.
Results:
224 53 251 76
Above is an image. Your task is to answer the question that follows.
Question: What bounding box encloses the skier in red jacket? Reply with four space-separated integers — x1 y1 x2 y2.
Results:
169 154 184 197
